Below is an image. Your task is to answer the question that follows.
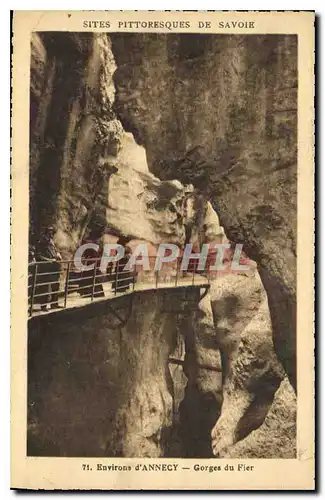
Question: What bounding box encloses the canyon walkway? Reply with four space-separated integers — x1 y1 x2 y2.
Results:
28 257 211 318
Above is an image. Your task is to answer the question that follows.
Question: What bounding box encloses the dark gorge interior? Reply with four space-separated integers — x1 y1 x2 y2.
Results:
28 32 297 458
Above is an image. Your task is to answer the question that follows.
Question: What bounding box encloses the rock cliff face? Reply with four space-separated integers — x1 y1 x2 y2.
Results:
30 33 225 256
218 378 296 459
208 271 296 458
29 32 297 458
212 297 285 456
111 33 297 390
99 132 186 246
28 287 214 457
30 33 123 256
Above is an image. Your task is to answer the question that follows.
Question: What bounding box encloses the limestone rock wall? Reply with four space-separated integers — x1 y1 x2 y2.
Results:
28 32 297 459
28 288 204 457
30 32 123 257
178 293 223 457
99 132 186 246
30 33 226 257
111 33 297 390
112 34 297 181
218 378 296 459
211 297 288 457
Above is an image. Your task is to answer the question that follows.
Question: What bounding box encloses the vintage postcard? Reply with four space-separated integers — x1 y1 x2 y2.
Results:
11 11 315 490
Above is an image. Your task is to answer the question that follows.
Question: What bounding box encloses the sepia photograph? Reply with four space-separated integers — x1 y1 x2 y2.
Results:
11 10 314 490
27 30 297 459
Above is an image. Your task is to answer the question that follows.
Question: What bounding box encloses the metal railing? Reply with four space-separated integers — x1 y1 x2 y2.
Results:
28 256 211 317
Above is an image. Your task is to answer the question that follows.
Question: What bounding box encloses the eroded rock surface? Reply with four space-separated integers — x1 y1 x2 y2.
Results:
211 298 286 457
30 32 123 256
210 270 263 381
178 293 223 457
29 32 297 459
218 378 296 459
28 289 196 457
102 132 186 246
111 33 297 390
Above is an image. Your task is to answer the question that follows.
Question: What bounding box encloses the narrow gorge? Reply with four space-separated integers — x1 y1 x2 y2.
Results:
28 32 297 458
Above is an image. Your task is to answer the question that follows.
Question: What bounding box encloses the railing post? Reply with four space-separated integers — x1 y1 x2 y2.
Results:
29 264 38 317
155 270 159 288
91 260 97 301
63 261 71 309
192 265 195 285
114 262 119 296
